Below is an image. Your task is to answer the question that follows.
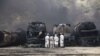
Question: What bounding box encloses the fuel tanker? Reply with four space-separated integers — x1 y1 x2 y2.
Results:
72 21 99 46
0 30 26 47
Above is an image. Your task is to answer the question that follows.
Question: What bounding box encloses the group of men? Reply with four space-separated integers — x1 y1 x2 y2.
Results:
45 33 64 48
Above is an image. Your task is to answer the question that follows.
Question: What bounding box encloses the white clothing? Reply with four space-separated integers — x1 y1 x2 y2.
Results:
45 35 49 48
49 36 54 48
54 35 59 45
54 35 59 47
60 34 64 47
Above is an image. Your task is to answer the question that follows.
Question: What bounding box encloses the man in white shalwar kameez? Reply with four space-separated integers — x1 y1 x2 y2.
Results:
60 33 64 47
54 34 59 47
49 36 54 48
45 33 50 48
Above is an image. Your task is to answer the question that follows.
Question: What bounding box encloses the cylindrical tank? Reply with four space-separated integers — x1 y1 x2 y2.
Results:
53 24 71 34
0 30 26 47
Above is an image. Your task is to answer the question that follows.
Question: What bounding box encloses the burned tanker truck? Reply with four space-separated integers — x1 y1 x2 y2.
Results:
53 24 74 46
0 30 26 47
53 22 100 46
72 21 99 46
0 21 46 47
26 22 46 47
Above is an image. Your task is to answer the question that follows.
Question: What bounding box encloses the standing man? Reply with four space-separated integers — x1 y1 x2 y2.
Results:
50 36 54 48
60 33 64 47
54 34 59 47
45 33 50 48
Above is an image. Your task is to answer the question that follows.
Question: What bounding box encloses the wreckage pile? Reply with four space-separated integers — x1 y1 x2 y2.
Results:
0 21 99 47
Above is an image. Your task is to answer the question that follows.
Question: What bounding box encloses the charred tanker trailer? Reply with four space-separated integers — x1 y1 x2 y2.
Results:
72 22 99 46
26 22 46 47
53 24 74 46
0 30 26 47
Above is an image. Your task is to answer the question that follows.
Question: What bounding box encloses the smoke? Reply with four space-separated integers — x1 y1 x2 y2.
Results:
0 0 100 32
0 0 68 32
61 0 100 29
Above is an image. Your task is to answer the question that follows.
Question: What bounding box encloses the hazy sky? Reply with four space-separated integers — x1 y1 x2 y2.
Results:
0 0 100 31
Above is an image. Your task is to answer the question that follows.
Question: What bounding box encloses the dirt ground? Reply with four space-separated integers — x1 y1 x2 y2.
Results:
0 47 100 56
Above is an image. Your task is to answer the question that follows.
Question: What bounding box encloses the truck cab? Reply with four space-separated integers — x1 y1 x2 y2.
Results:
26 22 46 47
